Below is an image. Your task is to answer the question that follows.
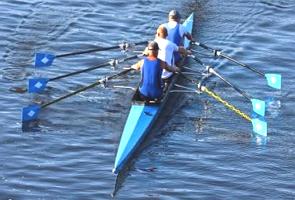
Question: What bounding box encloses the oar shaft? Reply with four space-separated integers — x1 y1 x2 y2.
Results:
189 54 251 101
56 41 147 58
188 55 215 87
182 66 202 74
49 62 109 82
189 55 206 67
41 68 133 108
49 55 139 82
41 81 101 108
219 53 264 77
209 68 251 101
56 46 118 58
194 42 265 77
174 84 200 93
179 72 199 85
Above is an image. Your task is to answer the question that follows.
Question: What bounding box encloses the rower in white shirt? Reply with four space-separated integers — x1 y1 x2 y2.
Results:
154 25 189 83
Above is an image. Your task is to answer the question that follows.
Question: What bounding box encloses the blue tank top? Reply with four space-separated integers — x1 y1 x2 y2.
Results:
166 23 182 63
139 57 163 99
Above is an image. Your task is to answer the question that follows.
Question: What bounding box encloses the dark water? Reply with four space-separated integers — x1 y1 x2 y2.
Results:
0 0 294 199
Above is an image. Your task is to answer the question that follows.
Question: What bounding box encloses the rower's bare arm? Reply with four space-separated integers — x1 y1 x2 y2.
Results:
142 47 149 56
160 61 180 73
131 60 144 70
178 46 191 56
185 33 194 41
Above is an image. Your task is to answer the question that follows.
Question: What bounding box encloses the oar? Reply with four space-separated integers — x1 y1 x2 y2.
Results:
22 68 133 122
35 41 147 67
179 72 268 137
199 85 268 137
189 55 266 116
207 67 266 116
192 42 282 89
188 54 208 70
28 54 140 93
182 66 203 74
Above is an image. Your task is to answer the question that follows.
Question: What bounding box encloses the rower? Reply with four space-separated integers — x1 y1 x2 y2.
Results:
162 10 194 63
131 41 179 101
154 25 189 86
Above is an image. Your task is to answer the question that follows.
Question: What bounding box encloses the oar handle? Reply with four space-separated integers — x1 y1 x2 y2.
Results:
179 72 199 84
56 41 147 58
193 42 215 51
188 55 214 88
41 68 133 109
178 72 203 92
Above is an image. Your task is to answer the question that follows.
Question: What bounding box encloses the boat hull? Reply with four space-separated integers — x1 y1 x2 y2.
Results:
113 13 195 174
113 104 159 173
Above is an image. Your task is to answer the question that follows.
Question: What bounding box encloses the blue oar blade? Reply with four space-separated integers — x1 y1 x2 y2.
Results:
35 52 55 68
22 105 41 122
28 78 48 93
265 73 281 89
251 118 267 137
251 99 266 117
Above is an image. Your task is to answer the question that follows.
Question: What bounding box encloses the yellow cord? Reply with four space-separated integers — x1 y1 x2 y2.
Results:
201 86 251 122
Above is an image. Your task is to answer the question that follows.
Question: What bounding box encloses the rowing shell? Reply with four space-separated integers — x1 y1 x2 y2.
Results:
113 13 194 174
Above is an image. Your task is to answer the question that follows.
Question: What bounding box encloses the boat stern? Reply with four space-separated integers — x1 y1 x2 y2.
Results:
113 104 159 174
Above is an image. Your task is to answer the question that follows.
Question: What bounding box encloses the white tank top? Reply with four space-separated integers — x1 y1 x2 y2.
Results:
154 37 178 79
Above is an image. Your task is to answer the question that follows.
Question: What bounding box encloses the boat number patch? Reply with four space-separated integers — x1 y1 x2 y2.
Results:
144 111 153 116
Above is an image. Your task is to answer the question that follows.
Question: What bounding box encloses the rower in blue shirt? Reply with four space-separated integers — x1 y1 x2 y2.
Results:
162 10 194 63
131 41 179 101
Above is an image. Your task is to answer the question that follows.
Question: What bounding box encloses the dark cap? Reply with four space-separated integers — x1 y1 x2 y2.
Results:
169 10 181 19
147 41 159 51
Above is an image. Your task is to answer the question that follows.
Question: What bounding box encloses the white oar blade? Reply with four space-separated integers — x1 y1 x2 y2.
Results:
28 78 48 93
21 105 41 122
35 52 55 68
265 73 281 89
252 118 267 137
251 99 266 117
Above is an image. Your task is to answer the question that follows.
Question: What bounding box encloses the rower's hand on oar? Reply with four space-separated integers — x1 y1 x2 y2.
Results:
131 60 143 71
179 46 191 57
131 64 139 70
185 49 192 56
142 47 149 56
174 67 181 73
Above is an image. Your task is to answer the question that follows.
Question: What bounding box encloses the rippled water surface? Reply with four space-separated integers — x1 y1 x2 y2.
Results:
0 0 294 199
